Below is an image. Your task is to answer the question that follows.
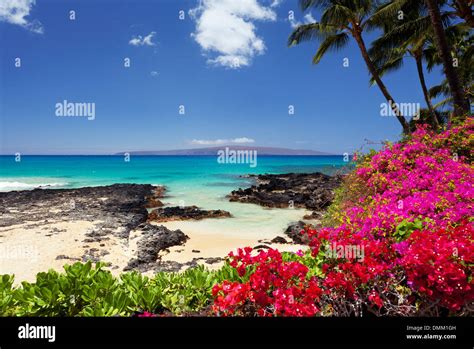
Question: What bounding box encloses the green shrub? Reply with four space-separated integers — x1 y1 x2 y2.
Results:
282 250 324 278
393 218 424 242
0 260 247 317
0 275 15 316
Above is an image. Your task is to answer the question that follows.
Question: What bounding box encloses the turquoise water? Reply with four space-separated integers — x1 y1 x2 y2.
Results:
0 155 350 237
0 155 348 191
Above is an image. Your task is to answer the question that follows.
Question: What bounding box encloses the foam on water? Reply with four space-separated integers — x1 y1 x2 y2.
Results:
0 180 68 191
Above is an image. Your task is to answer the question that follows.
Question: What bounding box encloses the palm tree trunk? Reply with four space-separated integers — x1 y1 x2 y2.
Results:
426 0 470 119
352 30 410 134
415 54 440 128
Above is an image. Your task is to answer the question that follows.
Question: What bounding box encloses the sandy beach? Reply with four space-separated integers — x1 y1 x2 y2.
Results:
0 217 308 283
0 178 327 283
0 219 137 283
0 174 337 283
158 220 308 269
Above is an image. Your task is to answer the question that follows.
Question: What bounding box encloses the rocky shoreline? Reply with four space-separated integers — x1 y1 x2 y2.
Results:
228 173 341 211
0 184 190 273
148 206 232 223
228 172 341 242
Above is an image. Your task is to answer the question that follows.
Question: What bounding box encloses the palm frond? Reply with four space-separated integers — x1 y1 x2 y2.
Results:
312 32 350 64
433 97 453 110
370 0 410 25
299 0 332 12
369 31 410 56
321 4 353 27
423 44 439 71
429 82 450 99
288 22 337 46
370 55 405 84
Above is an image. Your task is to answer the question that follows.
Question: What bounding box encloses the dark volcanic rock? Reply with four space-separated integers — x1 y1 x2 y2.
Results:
151 256 224 273
0 184 157 235
284 221 310 244
227 172 342 210
303 211 324 220
145 198 164 208
205 257 223 264
124 225 189 272
253 244 270 250
82 248 102 263
144 186 166 208
0 184 192 268
55 255 81 261
148 206 231 222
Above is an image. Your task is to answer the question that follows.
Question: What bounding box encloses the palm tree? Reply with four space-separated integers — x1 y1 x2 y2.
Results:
425 0 470 117
369 2 441 127
428 25 473 116
288 0 411 134
373 0 471 119
374 43 441 128
449 0 474 28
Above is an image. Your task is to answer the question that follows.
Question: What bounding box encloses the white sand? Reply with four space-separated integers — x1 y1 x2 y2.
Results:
0 220 132 283
159 219 308 270
0 211 313 283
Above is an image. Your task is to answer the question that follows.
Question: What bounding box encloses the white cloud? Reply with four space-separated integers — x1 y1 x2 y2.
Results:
232 137 255 143
304 13 316 24
190 137 255 145
129 31 156 46
0 0 43 33
270 0 283 7
189 0 279 69
290 11 316 29
150 71 159 77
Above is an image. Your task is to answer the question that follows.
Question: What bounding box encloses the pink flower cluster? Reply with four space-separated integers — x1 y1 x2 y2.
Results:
349 122 473 238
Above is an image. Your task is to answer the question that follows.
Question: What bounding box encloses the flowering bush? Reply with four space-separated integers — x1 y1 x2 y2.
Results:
349 125 473 237
399 223 474 312
212 247 322 316
212 120 474 316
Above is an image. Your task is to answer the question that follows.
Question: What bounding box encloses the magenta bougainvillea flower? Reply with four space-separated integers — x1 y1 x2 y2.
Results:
212 120 474 316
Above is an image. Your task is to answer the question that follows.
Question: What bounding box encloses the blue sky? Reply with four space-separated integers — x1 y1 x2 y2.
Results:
0 0 445 155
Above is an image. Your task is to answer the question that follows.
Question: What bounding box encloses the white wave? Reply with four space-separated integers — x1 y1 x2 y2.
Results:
0 181 67 191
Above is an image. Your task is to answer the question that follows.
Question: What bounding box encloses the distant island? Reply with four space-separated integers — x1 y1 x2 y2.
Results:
116 146 333 156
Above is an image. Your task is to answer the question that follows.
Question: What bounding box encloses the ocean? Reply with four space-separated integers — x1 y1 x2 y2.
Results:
0 155 349 238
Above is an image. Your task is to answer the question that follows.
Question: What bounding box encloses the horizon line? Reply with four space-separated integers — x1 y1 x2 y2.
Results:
0 153 342 156
0 145 340 156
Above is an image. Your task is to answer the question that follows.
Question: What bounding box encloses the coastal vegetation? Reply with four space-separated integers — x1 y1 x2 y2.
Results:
0 262 235 316
212 119 473 316
1 118 472 317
